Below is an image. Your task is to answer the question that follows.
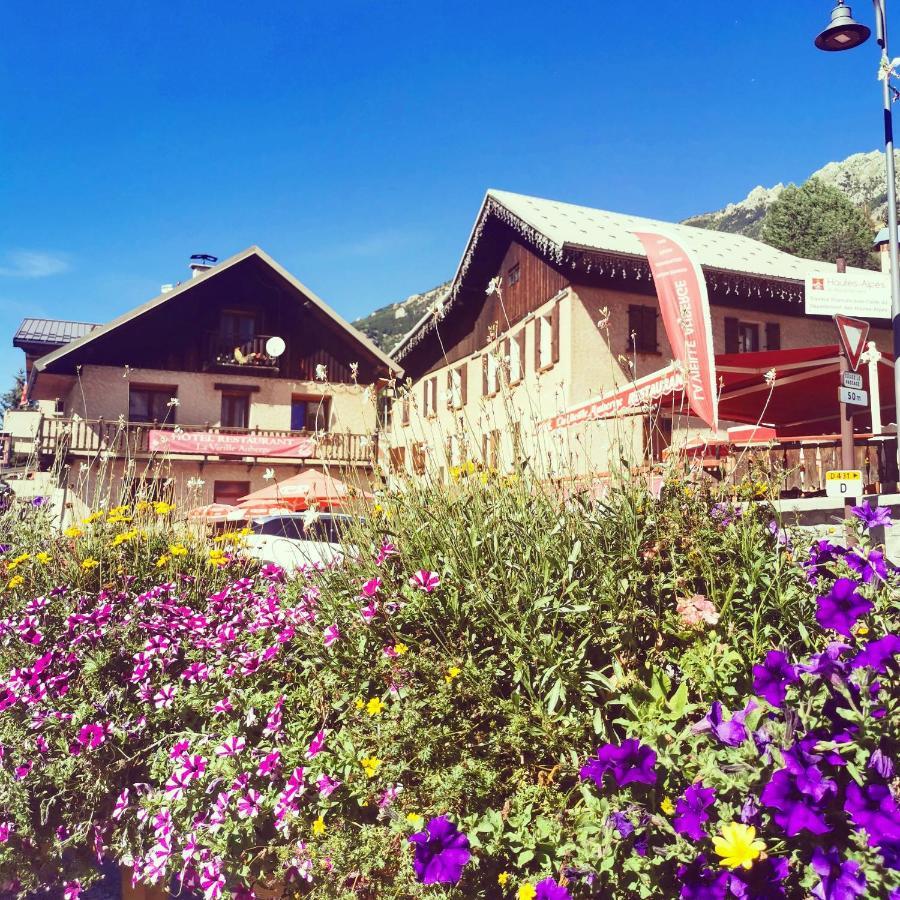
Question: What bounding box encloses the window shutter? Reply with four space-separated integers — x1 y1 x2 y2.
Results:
551 302 561 365
724 317 740 354
517 330 526 378
765 322 781 351
402 399 409 426
482 355 488 395
645 306 658 352
628 306 640 351
481 433 488 463
423 380 429 411
430 378 437 412
502 338 510 379
446 371 453 408
533 320 541 372
460 365 467 405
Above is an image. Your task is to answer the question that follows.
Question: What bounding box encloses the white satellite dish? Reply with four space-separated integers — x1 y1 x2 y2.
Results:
265 336 286 358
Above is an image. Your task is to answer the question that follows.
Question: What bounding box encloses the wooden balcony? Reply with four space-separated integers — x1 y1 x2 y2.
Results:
205 334 280 374
33 417 376 468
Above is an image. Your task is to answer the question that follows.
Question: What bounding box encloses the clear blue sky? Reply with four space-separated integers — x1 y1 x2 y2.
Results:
0 0 890 386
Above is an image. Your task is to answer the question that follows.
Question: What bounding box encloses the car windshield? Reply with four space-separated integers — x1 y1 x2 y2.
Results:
251 514 353 544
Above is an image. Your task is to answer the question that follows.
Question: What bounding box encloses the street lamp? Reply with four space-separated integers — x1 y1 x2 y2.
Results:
816 1 900 487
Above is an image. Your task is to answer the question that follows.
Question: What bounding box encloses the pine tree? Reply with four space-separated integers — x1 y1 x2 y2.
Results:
761 177 877 269
0 370 25 414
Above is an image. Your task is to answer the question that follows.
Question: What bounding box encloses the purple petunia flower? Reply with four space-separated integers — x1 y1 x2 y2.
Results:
606 810 634 838
580 739 657 789
803 540 846 585
729 856 789 900
845 779 900 844
677 854 730 900
869 748 895 781
801 642 852 681
673 782 715 841
851 502 893 530
810 846 867 900
753 651 799 707
852 634 900 673
534 877 572 899
845 548 889 583
815 578 873 638
693 701 755 747
761 767 835 836
408 815 471 885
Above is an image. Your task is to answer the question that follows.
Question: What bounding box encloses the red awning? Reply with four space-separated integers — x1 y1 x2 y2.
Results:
543 345 896 437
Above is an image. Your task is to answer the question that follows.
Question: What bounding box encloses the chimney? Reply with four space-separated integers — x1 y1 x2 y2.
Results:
189 253 218 278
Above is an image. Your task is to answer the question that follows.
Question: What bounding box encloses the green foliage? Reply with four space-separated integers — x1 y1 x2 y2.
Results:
761 177 878 268
0 369 25 414
0 477 894 897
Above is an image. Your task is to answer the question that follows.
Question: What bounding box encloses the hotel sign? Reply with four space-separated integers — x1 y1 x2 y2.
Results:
542 365 685 431
804 271 891 319
148 430 316 458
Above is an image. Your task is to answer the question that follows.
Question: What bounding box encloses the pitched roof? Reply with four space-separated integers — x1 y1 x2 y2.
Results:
394 189 872 360
487 189 860 281
34 246 401 375
13 318 98 348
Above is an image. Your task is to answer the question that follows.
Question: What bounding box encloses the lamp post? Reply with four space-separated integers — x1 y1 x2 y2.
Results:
816 1 900 486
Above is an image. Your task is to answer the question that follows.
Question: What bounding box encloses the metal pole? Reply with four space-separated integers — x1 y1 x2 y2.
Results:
863 339 884 434
874 0 900 481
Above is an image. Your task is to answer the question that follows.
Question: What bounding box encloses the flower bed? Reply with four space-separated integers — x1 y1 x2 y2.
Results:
0 481 895 898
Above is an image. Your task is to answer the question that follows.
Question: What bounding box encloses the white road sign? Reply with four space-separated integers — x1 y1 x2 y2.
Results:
839 386 869 406
825 470 864 499
805 272 891 318
841 371 863 390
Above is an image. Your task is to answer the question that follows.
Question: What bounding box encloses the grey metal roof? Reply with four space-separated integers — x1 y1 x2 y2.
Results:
874 227 890 246
13 318 98 347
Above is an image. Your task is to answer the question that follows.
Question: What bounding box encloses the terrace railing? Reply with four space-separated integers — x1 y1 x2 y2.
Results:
34 417 376 467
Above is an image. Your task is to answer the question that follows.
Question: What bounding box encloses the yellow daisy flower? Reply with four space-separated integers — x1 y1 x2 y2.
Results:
81 558 100 570
713 822 766 870
360 756 381 778
366 697 384 716
312 815 326 837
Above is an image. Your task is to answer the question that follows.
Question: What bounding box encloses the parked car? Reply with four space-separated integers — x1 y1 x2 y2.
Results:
244 512 356 569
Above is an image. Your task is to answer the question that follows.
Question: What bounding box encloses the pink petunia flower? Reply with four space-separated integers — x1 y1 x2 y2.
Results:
410 570 440 592
359 577 381 598
213 697 233 715
360 601 378 624
63 881 82 900
316 772 341 797
257 750 281 777
0 821 13 842
153 685 177 709
112 788 129 820
323 624 340 646
236 789 262 819
306 730 326 759
214 736 245 758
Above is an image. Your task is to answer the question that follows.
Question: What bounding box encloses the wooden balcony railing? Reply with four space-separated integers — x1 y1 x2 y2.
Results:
207 334 279 372
34 418 376 466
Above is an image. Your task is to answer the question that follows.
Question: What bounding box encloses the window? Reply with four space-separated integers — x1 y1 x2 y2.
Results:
291 396 330 432
507 263 521 286
535 304 560 371
738 322 760 353
412 442 427 475
447 365 467 409
505 331 524 384
220 392 250 429
214 480 250 505
389 446 406 473
482 353 499 396
129 386 177 424
377 392 392 429
643 417 673 463
220 312 256 345
423 377 438 417
447 434 461 467
627 305 658 353
401 398 410 426
725 317 771 354
481 429 500 470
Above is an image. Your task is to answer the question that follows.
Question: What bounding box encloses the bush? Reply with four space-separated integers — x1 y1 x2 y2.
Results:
0 478 895 898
